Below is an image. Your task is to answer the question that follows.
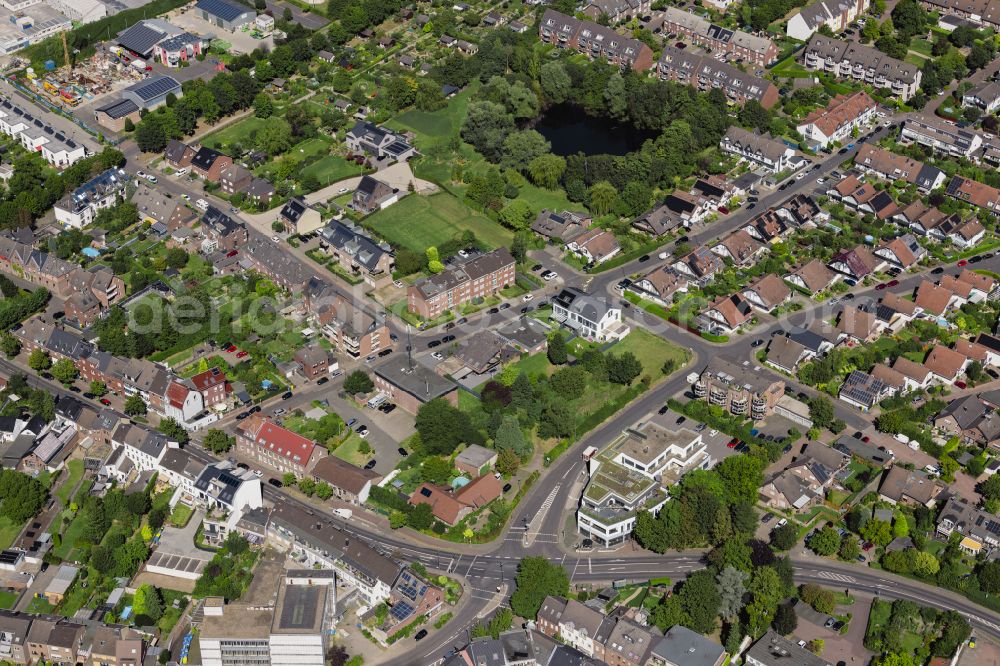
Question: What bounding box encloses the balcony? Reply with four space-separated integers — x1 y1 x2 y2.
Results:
730 397 748 415
709 388 728 406
693 381 707 398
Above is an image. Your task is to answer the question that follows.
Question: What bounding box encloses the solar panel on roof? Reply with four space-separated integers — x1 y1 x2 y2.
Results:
66 140 76 148
33 120 42 128
131 76 179 101
55 133 64 141
389 602 414 622
196 0 250 22
43 126 52 134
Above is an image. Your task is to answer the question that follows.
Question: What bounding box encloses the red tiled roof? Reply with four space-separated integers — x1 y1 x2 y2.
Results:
254 418 316 464
191 366 227 391
165 381 189 410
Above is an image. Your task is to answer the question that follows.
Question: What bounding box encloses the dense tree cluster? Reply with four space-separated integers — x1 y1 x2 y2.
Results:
0 469 47 524
193 533 256 600
510 557 569 618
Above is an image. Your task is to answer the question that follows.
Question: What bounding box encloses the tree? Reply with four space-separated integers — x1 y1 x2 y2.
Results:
773 602 797 635
253 92 273 118
203 429 234 454
494 415 531 458
496 447 521 475
588 181 617 216
461 101 515 162
808 526 841 556
499 200 534 230
124 394 147 416
408 503 434 530
978 561 1000 593
28 348 50 372
134 584 163 622
547 331 567 365
51 358 78 386
344 371 374 395
426 246 444 274
528 154 566 189
165 247 189 269
716 455 764 504
861 519 892 547
808 396 835 430
420 456 453 485
158 417 189 445
806 639 824 655
771 523 799 551
717 566 748 620
89 381 107 397
256 118 293 155
679 570 721 634
550 366 587 399
838 535 861 561
501 130 551 170
739 100 772 132
0 334 19 359
606 352 643 385
510 557 569 618
539 61 572 103
800 584 835 613
415 398 480 455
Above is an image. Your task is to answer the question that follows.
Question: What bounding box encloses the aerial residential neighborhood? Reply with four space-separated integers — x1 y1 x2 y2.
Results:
0 0 994 664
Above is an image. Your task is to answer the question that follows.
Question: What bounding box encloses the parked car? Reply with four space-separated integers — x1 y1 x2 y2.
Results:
428 340 441 348
268 478 283 488
357 426 369 438
317 377 329 385
100 398 112 406
282 391 293 400
751 339 764 347
414 630 428 641
364 460 377 470
236 350 249 358
503 483 512 493
273 407 286 417
398 447 408 456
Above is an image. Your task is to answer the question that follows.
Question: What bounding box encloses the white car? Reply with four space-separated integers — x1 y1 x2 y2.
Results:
253 469 263 477
393 279 404 288
776 518 788 528
816 177 825 184
458 249 469 258
271 235 281 243
795 172 805 180
522 293 533 302
174 168 187 176
137 170 146 178
431 351 444 360
337 187 349 194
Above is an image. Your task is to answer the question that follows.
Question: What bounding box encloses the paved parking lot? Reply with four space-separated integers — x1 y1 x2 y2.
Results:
794 595 874 666
172 8 274 55
265 0 329 30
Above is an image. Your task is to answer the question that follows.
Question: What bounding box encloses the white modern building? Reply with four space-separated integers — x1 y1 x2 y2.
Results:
720 126 795 173
786 0 870 40
551 287 628 342
901 117 983 159
54 168 129 228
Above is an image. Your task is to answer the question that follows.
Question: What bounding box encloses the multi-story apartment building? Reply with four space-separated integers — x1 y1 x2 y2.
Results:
802 35 921 101
304 278 390 359
0 99 86 168
201 206 248 253
656 47 780 108
919 0 1000 29
578 421 712 547
694 356 785 419
796 91 876 148
582 0 651 21
54 168 129 228
113 422 176 472
408 248 515 319
235 416 327 477
720 126 795 173
551 288 628 342
787 0 870 39
243 235 313 293
661 7 779 65
318 220 394 288
854 144 946 191
538 9 656 71
901 117 984 159
190 366 230 408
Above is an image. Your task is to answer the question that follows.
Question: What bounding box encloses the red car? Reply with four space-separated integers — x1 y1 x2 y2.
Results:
956 380 967 389
958 259 968 267
862 436 871 443
727 440 737 448
226 345 237 352
887 279 899 287
875 283 887 290
100 398 111 406
236 351 249 359
718 206 730 215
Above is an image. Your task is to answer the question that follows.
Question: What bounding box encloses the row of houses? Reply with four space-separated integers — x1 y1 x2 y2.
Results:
787 0 870 39
659 6 779 66
802 34 921 101
0 97 86 169
0 611 148 666
13 317 231 428
797 90 878 149
164 140 275 205
539 9 656 72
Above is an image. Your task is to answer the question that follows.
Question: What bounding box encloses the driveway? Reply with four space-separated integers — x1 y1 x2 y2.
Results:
793 595 874 666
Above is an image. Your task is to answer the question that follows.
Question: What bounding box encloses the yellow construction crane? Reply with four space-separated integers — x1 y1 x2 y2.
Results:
61 31 70 71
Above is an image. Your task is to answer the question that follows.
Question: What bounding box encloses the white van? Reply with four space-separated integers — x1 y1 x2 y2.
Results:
196 199 209 211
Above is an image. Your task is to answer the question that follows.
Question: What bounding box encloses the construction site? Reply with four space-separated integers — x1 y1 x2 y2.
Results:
20 33 151 111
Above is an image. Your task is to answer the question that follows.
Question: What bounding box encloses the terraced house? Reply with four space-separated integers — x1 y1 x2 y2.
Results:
796 91 877 148
656 46 780 108
901 117 983 159
787 0 870 39
661 7 779 65
802 35 921 101
235 416 327 478
720 127 795 173
408 248 515 319
538 10 655 71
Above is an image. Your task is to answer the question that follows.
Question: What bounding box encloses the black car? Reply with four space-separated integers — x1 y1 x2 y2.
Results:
317 377 329 385
428 340 441 348
970 255 983 264
282 391 293 400
236 411 250 420
487 307 499 314
931 266 945 274
658 405 669 415
69 386 81 393
442 334 456 342
987 369 1000 380
268 478 283 488
677 235 689 243
445 322 455 330
457 317 468 325
364 460 377 470
746 203 756 210
838 148 849 154
751 339 764 347
378 348 392 357
843 293 855 300
414 630 428 641
381 403 396 414
397 447 408 456
638 254 650 262
499 303 510 310
762 513 774 523
531 264 543 272
250 405 261 414
783 444 792 453
676 416 686 424
236 462 249 470
503 483 512 493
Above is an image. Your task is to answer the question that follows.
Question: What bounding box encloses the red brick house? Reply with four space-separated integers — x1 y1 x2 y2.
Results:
190 366 229 408
235 416 327 477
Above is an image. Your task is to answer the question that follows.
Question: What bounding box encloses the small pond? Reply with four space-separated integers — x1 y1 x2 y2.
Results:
530 104 658 157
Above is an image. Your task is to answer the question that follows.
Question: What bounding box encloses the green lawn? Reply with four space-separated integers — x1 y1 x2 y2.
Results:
25 596 53 614
388 84 477 144
609 329 691 381
258 136 336 181
363 192 512 252
0 517 20 551
54 511 90 559
55 459 84 508
299 155 362 186
0 590 17 609
334 433 371 466
201 117 270 151
169 503 194 528
910 38 933 56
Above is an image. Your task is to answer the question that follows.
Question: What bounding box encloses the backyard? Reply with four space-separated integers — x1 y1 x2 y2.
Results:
363 191 512 252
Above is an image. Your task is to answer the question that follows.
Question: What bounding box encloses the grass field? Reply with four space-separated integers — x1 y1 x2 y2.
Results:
0 590 17 609
299 155 362 185
259 136 336 180
54 512 89 559
169 503 194 528
609 329 691 381
55 460 84 508
363 192 512 251
333 433 370 466
201 117 269 151
910 38 933 56
26 597 53 614
0 517 20 550
388 84 477 144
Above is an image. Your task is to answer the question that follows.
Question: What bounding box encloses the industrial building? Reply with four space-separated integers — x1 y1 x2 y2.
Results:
196 0 257 32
